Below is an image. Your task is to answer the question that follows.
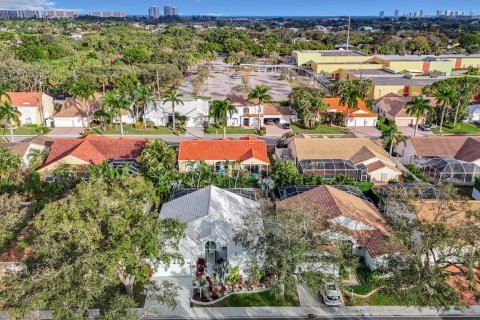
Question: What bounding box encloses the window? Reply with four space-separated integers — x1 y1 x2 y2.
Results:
243 107 249 114
381 173 388 181
44 172 54 182
25 117 32 125
222 246 227 251
214 161 226 174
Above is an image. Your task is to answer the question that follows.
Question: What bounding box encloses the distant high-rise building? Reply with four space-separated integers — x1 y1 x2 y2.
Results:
148 6 160 19
455 11 461 17
394 9 399 18
379 11 384 19
419 10 424 17
445 10 451 17
471 10 477 17
88 11 126 18
164 5 178 17
436 9 442 17
0 9 77 19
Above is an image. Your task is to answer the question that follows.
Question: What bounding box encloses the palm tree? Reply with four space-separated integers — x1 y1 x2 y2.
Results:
70 78 97 129
381 125 406 157
93 107 113 132
405 96 434 136
133 84 156 129
248 85 272 130
28 148 49 169
0 101 21 142
102 90 130 138
339 82 361 127
209 99 238 139
162 90 184 132
434 86 456 135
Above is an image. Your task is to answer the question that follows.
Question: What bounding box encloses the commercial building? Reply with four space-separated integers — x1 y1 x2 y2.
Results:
88 11 126 18
164 5 178 17
0 9 77 19
148 6 160 19
379 11 385 19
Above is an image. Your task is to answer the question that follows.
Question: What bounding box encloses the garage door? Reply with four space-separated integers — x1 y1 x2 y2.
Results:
53 117 86 128
153 262 193 277
396 119 414 127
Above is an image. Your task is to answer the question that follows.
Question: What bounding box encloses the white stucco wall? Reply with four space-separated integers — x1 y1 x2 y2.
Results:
369 167 401 183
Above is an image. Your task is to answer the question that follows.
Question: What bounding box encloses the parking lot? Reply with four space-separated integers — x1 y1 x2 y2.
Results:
198 72 244 99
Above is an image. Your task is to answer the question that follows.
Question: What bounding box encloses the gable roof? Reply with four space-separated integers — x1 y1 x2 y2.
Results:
39 135 149 169
277 185 392 258
322 98 377 118
178 137 270 164
227 93 291 115
374 94 437 118
5 92 44 107
5 136 55 159
410 136 480 159
289 136 393 165
53 94 102 118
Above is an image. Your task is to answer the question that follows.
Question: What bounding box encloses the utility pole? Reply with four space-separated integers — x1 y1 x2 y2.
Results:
346 16 351 50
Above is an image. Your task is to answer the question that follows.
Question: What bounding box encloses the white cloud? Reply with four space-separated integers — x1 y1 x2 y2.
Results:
0 0 57 10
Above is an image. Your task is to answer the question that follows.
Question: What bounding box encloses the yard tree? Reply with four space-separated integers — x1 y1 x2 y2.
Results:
405 96 434 137
0 175 186 320
270 159 304 188
0 193 30 250
235 205 357 300
288 86 327 127
339 81 361 127
380 185 480 309
209 98 237 139
248 85 272 130
381 124 406 157
0 146 21 188
161 90 184 132
70 77 97 129
0 101 21 142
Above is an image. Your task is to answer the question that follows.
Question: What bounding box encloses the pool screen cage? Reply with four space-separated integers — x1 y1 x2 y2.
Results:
416 156 480 185
378 183 441 200
297 159 368 182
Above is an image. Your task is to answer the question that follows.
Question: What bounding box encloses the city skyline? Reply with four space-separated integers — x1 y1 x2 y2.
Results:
0 0 479 16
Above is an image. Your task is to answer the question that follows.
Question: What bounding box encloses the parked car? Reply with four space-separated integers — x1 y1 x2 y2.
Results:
257 67 266 72
231 74 242 79
419 124 432 131
266 119 274 125
320 283 342 306
282 123 291 129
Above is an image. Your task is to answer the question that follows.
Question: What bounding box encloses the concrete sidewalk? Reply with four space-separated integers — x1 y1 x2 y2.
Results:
142 305 480 319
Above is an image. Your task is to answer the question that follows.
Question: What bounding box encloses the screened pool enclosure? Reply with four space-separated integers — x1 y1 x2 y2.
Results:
297 159 369 182
417 156 480 184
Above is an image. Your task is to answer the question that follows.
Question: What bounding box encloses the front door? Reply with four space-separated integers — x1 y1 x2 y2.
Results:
243 118 250 126
205 241 217 266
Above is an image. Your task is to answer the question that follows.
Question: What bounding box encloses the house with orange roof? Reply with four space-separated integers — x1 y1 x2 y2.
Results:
3 92 54 126
227 93 292 128
277 185 397 270
321 97 378 127
177 137 270 176
36 135 149 180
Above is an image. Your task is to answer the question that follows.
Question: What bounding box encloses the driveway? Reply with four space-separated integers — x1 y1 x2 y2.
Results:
265 123 292 137
397 126 435 137
48 127 83 136
144 276 193 318
349 126 382 138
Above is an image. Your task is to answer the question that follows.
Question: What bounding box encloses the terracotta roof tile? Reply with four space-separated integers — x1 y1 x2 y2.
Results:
322 98 377 118
410 136 480 158
4 92 43 107
178 137 270 164
39 135 149 169
277 185 393 258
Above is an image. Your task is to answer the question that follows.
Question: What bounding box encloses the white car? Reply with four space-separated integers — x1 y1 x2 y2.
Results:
321 283 342 306
231 74 242 79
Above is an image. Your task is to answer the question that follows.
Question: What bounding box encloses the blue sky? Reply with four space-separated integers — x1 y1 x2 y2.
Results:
2 0 480 16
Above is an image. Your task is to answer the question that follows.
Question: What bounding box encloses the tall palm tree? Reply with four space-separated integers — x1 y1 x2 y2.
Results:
248 85 272 130
102 90 130 138
27 148 49 169
405 96 434 137
434 86 456 135
70 78 97 129
339 83 361 127
0 101 21 142
133 84 156 129
162 90 184 132
93 107 113 132
381 125 406 157
209 99 238 139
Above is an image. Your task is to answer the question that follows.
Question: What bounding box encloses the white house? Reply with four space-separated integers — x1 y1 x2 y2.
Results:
227 93 292 128
467 103 480 122
321 98 378 127
5 92 54 126
144 99 210 127
153 186 261 277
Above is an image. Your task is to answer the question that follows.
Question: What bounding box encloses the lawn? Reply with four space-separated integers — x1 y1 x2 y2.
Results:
431 123 480 135
343 291 401 306
205 125 257 135
291 123 349 135
94 124 176 135
193 290 299 307
2 126 50 135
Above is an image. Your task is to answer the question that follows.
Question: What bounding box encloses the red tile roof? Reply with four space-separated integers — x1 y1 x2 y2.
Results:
4 92 43 107
178 137 270 164
39 135 149 169
322 98 377 118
